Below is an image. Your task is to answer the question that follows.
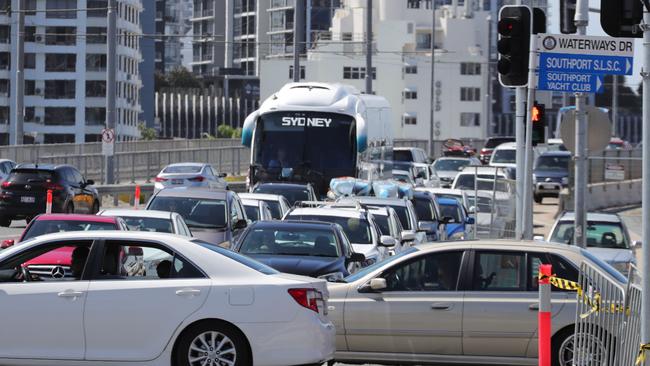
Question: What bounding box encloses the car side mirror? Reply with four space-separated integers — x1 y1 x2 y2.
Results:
1 239 14 249
465 217 475 225
468 206 476 214
234 219 247 230
417 221 433 232
379 235 397 247
533 235 545 242
85 179 95 186
218 173 227 178
369 278 387 291
633 240 642 248
400 231 416 242
350 252 366 263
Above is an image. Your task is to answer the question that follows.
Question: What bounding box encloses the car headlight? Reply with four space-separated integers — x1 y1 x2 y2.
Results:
561 177 569 185
363 257 377 266
318 272 345 282
450 232 465 240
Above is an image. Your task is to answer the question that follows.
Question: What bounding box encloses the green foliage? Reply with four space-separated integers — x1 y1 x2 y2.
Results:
155 67 201 91
217 125 235 138
232 128 242 138
138 123 157 140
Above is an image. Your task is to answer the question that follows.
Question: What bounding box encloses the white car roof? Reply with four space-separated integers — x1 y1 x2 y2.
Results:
238 193 284 202
494 142 517 150
241 199 261 207
342 197 409 207
287 207 364 219
458 166 508 176
559 212 622 223
416 187 465 196
164 162 206 167
392 169 411 175
99 209 173 220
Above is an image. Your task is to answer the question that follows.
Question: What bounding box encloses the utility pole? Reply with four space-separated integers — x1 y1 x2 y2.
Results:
573 0 589 248
293 0 305 82
640 3 650 363
522 34 537 240
612 75 619 137
513 0 525 240
365 0 372 94
14 0 25 146
428 2 436 157
105 0 117 184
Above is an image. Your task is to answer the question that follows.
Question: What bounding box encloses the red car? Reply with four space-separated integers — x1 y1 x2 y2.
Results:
2 214 127 279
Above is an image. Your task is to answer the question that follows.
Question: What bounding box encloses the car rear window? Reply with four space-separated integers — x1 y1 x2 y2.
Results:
195 240 279 275
8 169 55 184
163 166 202 174
121 217 173 233
253 185 309 205
23 220 117 241
485 138 515 148
393 150 413 162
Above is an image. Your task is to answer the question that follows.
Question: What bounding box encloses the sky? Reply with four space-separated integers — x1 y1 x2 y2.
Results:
548 2 644 89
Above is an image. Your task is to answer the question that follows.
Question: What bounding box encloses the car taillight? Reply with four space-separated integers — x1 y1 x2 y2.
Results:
43 182 64 191
481 148 490 153
288 288 323 313
154 177 167 182
188 176 205 182
1 181 10 188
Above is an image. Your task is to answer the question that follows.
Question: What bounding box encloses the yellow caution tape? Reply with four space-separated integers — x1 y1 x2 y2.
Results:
636 343 650 365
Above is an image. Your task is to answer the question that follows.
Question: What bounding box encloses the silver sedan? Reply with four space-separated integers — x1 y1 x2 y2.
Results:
153 163 227 193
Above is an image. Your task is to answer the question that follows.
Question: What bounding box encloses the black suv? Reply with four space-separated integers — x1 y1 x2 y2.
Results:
0 164 100 226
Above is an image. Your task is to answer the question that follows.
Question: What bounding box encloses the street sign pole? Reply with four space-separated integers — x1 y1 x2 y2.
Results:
522 34 538 240
573 0 589 249
105 0 117 185
640 7 650 364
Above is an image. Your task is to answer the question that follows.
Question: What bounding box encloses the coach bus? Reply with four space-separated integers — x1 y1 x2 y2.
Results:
241 82 393 196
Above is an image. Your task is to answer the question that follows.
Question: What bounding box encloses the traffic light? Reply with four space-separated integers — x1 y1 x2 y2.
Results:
560 0 577 34
601 0 643 38
531 102 546 146
497 6 532 88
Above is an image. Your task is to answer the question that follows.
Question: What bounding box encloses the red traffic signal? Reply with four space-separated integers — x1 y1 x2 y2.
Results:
532 104 542 122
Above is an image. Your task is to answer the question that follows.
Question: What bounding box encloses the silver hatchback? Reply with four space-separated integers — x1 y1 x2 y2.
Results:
153 163 227 193
327 240 626 365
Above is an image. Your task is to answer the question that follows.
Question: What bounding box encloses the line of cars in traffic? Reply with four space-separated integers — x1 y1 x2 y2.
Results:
0 149 640 366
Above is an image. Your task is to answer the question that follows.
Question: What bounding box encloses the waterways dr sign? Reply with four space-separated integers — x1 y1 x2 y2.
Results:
536 33 634 93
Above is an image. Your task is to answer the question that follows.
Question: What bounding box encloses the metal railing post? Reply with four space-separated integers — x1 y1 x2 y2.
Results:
131 154 135 183
538 264 552 366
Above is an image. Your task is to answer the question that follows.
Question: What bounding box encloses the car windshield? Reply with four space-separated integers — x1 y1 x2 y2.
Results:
433 159 470 172
121 217 173 233
244 205 260 221
536 156 570 171
393 173 413 184
254 185 309 205
239 228 340 257
23 220 116 241
466 196 493 213
345 247 419 282
454 174 509 192
491 149 516 164
393 150 413 162
148 197 227 229
550 221 630 249
195 240 279 275
413 198 436 221
289 214 372 244
163 165 202 174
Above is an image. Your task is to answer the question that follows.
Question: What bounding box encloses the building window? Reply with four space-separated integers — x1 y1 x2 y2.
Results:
0 79 9 96
25 53 36 69
25 80 36 95
45 80 76 99
404 114 417 125
44 107 75 125
45 54 76 72
44 134 75 143
416 32 432 50
343 66 376 80
404 65 418 74
407 0 421 8
460 112 480 127
0 53 9 69
46 0 77 19
461 62 481 75
86 54 107 72
25 107 36 122
86 80 106 97
460 87 481 101
0 26 9 44
403 89 417 100
85 107 106 125
289 65 305 80
87 0 108 17
87 27 107 44
342 32 353 41
45 26 76 46
0 106 8 124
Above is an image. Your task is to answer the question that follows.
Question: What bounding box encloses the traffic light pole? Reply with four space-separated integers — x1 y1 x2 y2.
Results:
641 6 650 364
522 35 538 240
515 86 525 240
573 0 589 249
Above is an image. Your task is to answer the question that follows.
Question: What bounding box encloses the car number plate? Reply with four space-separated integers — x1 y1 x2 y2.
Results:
172 179 183 185
543 184 556 189
20 196 35 203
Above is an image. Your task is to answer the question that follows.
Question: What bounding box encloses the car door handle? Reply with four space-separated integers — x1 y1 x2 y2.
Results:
431 302 453 310
529 303 539 311
58 290 84 298
176 288 201 297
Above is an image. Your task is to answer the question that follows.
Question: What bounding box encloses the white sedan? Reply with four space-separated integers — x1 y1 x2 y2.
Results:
98 208 193 236
0 231 335 366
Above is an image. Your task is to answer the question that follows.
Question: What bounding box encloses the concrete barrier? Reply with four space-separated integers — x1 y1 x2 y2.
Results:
558 179 642 215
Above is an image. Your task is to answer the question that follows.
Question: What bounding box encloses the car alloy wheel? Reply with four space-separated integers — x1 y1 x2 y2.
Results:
187 331 237 366
558 332 605 366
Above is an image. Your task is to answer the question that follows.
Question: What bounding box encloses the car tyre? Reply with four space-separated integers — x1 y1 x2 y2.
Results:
534 194 543 204
174 321 251 366
0 215 11 227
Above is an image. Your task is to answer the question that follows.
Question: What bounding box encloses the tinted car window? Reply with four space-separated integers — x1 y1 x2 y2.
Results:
23 220 117 241
373 214 391 236
244 205 260 221
485 138 515 149
290 214 372 244
393 150 413 162
163 165 202 174
550 221 629 249
121 217 173 233
388 205 412 230
7 169 54 184
148 197 228 230
253 185 310 205
536 156 570 170
264 201 282 219
491 149 516 164
433 159 471 171
413 198 435 221
383 251 463 291
240 228 340 257
473 252 526 291
195 240 279 275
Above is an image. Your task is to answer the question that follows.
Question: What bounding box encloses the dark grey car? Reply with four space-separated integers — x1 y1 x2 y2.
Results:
145 188 248 247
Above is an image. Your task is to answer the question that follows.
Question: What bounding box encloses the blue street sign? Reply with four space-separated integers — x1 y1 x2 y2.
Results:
539 52 634 76
537 71 604 94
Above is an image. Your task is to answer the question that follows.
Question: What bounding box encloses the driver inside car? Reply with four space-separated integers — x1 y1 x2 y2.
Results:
70 246 90 279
